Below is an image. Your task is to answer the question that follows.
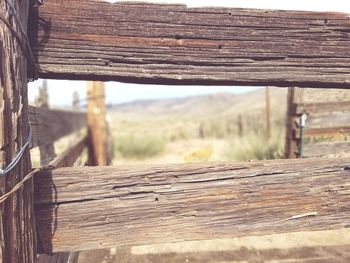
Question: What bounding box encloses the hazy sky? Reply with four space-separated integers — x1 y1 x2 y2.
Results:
28 0 348 106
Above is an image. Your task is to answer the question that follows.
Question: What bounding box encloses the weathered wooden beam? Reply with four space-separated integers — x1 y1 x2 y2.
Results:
86 82 109 166
28 106 86 149
30 1 350 87
34 158 350 253
0 1 35 262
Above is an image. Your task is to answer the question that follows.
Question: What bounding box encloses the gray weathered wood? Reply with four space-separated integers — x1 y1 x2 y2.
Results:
34 158 350 253
28 106 86 149
30 1 350 87
0 1 36 262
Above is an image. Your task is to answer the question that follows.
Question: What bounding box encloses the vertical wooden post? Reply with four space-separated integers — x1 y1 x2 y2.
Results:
0 1 36 262
72 91 79 111
284 87 303 159
237 114 243 138
265 86 271 139
87 81 109 166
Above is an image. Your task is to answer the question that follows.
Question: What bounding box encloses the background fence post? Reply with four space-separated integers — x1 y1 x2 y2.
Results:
0 1 36 262
265 86 271 139
87 81 110 166
284 87 304 158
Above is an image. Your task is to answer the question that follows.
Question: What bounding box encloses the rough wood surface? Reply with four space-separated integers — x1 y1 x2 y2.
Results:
29 1 350 87
87 82 109 166
0 1 35 262
304 141 350 157
28 106 86 149
34 158 350 253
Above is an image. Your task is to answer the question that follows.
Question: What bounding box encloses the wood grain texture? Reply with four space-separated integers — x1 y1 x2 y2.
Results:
0 1 35 262
28 106 86 149
34 158 350 253
30 0 350 87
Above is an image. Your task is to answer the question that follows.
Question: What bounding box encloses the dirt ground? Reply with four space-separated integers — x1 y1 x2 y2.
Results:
78 229 350 263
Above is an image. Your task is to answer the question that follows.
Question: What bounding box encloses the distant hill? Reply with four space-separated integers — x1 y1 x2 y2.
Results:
108 88 288 118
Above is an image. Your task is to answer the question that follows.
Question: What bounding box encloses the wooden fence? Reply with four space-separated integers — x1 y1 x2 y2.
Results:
285 88 350 158
28 81 109 262
1 1 350 262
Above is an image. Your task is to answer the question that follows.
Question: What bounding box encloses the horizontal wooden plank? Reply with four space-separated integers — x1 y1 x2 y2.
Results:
296 101 350 115
34 158 350 253
28 106 86 148
304 126 350 137
304 141 350 157
30 1 350 87
305 112 350 129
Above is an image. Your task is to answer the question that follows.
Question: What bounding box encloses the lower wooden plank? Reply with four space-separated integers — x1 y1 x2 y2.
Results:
34 158 350 253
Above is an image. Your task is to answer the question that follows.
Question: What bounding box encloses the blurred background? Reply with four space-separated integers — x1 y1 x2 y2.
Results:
30 79 350 263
